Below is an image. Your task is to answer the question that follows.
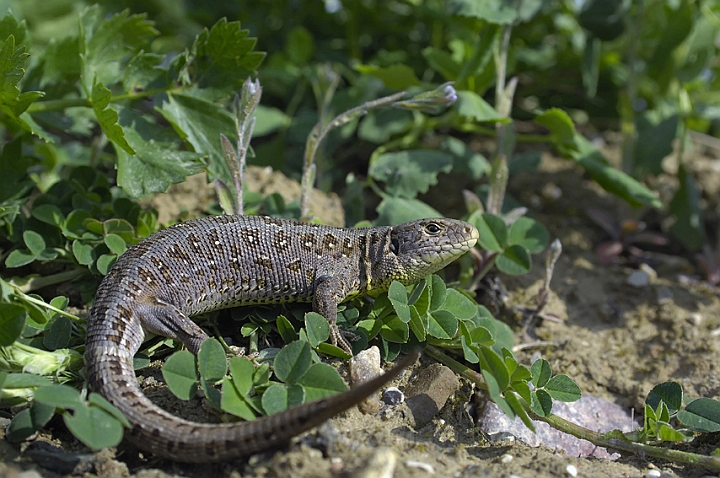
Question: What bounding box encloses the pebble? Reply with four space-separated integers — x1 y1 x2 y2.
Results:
627 269 650 287
350 346 384 413
500 454 513 464
566 464 577 477
645 470 661 478
405 363 460 428
381 386 405 405
405 460 435 473
351 448 397 478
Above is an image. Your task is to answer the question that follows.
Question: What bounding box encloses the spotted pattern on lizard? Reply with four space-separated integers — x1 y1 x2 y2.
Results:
85 215 479 462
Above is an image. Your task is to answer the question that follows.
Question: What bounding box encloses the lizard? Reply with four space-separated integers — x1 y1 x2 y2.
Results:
85 215 479 463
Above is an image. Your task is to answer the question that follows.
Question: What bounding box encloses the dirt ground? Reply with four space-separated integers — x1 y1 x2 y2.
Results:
3 140 720 478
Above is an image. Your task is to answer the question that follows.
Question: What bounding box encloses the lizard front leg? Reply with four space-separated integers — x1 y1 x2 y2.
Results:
136 296 210 354
313 275 354 355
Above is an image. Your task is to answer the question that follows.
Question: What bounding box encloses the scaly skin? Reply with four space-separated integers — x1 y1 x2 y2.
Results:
85 215 479 462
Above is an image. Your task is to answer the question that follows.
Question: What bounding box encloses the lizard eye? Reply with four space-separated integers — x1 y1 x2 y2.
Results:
425 223 442 234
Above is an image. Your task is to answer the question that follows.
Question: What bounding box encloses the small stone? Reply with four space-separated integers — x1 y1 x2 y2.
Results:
688 313 703 326
566 464 577 477
405 363 460 429
350 346 384 413
500 454 513 464
656 286 673 304
627 269 650 287
382 387 405 405
352 448 397 478
405 460 435 473
639 263 658 281
645 470 661 478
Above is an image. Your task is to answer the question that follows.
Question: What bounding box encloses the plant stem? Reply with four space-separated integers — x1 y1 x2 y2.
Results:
424 346 720 471
8 269 86 293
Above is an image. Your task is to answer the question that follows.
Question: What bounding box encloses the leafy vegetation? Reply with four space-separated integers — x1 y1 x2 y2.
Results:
0 0 720 472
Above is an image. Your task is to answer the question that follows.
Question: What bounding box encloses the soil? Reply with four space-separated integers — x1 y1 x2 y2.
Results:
3 143 720 478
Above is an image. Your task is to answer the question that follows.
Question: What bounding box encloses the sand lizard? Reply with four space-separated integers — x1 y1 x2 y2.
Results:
85 215 479 462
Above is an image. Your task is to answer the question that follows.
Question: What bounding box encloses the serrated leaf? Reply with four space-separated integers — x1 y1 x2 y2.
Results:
183 18 264 89
305 312 330 347
261 383 304 415
496 244 531 275
0 35 29 109
369 150 453 199
545 375 582 402
297 362 347 401
162 350 197 400
273 341 311 385
91 82 135 155
116 119 204 198
197 338 227 383
530 359 552 388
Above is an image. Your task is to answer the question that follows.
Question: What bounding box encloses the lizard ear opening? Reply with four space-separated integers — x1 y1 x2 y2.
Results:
390 236 400 254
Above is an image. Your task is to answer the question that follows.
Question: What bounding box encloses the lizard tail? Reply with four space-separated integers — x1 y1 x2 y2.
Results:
86 342 419 463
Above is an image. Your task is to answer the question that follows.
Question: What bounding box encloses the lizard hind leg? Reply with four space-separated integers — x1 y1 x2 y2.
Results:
136 296 209 354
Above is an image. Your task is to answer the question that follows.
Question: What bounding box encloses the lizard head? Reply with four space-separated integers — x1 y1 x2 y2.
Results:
387 218 479 285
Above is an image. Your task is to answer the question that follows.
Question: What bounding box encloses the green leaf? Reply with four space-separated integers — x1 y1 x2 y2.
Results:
273 341 312 385
0 303 26 346
91 81 135 155
42 317 72 350
388 281 411 323
358 109 413 144
103 234 127 256
483 370 514 418
123 51 166 91
5 401 55 442
162 350 198 400
408 305 427 342
261 383 304 415
633 114 678 178
578 0 625 41
380 314 410 343
64 402 124 450
5 250 35 268
304 312 330 347
96 254 117 275
448 0 517 24
455 91 504 122
34 384 83 409
197 338 227 383
285 26 314 66
200 377 221 411
646 382 683 415
428 275 447 311
496 244 531 275
476 308 515 354
0 34 29 111
23 230 46 256
469 326 494 347
677 398 720 433
443 289 477 320
254 105 292 137
545 375 582 402
460 334 479 364
569 135 662 209
158 92 236 185
356 64 421 90
182 18 264 89
656 423 688 442
531 389 553 417
535 108 576 148
32 204 64 228
375 197 442 225
276 315 298 344
507 217 549 253
369 150 453 199
468 211 507 252
426 310 458 339
116 120 204 198
221 377 257 421
228 356 255 397
478 346 510 391
422 47 462 81
530 359 552 388
88 393 131 428
297 362 348 401
506 391 535 432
